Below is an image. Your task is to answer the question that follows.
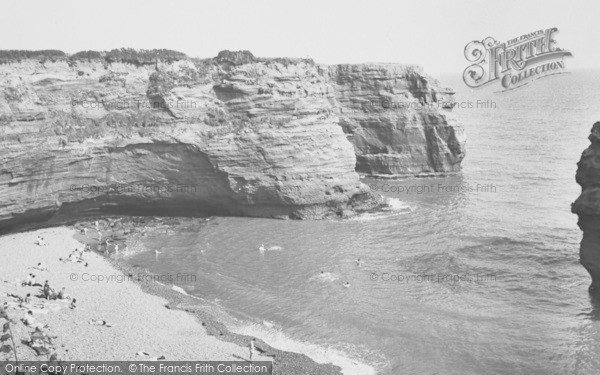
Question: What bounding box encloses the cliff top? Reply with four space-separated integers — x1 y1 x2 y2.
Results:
0 49 427 70
0 48 316 66
0 48 189 65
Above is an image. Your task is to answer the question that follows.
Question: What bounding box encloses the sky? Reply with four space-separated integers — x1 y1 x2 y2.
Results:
1 0 599 76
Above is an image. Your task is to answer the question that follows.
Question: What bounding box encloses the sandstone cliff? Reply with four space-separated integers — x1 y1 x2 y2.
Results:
573 122 600 294
329 64 465 175
0 49 464 229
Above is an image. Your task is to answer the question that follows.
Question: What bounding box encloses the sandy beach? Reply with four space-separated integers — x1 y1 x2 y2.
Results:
0 225 347 374
0 227 274 362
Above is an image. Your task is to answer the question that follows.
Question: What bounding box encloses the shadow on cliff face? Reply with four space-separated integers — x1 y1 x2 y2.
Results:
0 190 385 235
573 122 600 297
586 294 600 321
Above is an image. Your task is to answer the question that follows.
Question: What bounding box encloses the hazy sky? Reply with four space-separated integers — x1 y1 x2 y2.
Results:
1 0 598 76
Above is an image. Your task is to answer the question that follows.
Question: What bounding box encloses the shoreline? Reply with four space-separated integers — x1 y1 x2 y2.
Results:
0 221 375 374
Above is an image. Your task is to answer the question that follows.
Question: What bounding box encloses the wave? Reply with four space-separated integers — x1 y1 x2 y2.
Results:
383 197 414 211
349 198 415 222
228 321 382 375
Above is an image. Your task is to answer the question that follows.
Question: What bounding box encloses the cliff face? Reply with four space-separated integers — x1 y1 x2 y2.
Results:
0 50 463 229
573 122 600 294
329 64 465 175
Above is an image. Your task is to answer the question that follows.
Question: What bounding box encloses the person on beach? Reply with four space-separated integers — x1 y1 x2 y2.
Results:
57 287 69 300
27 274 42 287
42 280 54 300
22 273 34 286
34 262 47 271
343 281 351 288
249 338 256 361
69 298 77 309
35 236 47 246
23 310 36 326
18 293 32 308
23 311 47 330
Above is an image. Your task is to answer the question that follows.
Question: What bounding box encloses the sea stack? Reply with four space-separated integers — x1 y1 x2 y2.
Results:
572 121 600 294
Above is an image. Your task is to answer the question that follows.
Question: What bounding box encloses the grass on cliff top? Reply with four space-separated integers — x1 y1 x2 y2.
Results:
0 49 314 67
0 48 189 65
213 50 314 66
0 50 67 64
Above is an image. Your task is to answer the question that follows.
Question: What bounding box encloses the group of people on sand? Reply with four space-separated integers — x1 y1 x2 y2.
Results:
3 257 78 359
80 221 127 256
19 310 58 357
34 236 47 246
42 280 72 303
60 247 87 266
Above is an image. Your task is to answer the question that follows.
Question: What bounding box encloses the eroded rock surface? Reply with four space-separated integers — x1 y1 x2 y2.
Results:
0 50 463 229
573 121 600 294
329 64 465 175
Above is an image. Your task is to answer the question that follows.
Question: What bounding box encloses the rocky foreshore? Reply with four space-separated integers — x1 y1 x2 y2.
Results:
573 121 600 295
0 49 465 230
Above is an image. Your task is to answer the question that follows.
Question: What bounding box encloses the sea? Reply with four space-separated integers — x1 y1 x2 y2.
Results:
122 69 600 375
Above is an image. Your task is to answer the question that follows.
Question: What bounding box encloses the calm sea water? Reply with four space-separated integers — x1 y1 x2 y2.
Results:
124 70 600 374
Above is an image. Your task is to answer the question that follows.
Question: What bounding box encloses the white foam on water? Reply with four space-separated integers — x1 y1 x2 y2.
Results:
171 285 188 295
307 271 340 282
383 197 415 212
348 198 415 222
228 321 380 375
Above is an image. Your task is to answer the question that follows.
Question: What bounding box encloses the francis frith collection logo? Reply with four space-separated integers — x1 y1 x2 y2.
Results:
463 27 572 92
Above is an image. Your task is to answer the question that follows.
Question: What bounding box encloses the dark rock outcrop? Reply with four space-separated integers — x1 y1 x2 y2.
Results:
0 49 464 230
573 122 600 294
